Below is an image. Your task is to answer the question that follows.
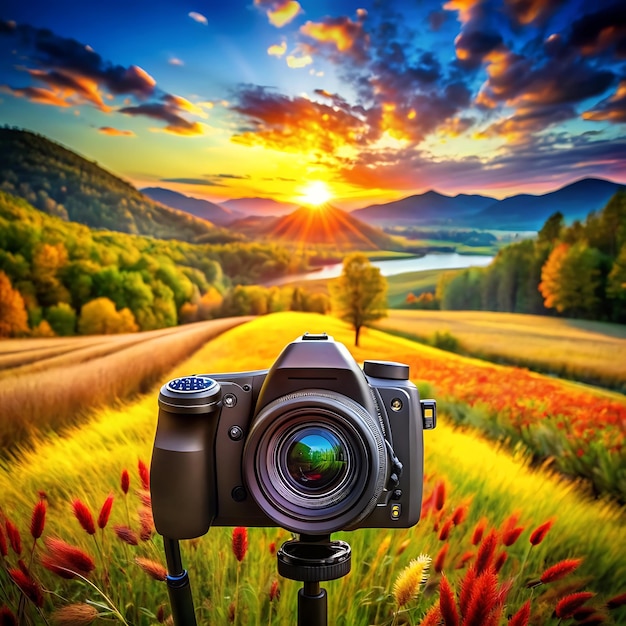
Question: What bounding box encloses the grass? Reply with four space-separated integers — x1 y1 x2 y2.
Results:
0 317 250 453
1 313 625 624
376 309 626 392
386 269 445 307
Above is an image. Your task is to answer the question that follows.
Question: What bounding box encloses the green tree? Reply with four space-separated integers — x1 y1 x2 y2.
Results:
0 270 29 337
329 253 387 346
46 302 77 336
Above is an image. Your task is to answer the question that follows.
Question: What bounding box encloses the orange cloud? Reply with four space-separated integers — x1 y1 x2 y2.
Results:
267 42 287 57
98 126 136 136
584 81 626 123
0 85 70 107
255 0 302 28
286 53 313 68
300 17 367 54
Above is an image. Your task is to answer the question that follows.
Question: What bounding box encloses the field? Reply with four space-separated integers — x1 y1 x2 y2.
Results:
377 309 626 392
1 312 625 625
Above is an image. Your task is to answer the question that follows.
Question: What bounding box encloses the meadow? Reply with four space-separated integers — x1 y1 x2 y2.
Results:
0 317 250 453
377 310 626 392
1 313 625 625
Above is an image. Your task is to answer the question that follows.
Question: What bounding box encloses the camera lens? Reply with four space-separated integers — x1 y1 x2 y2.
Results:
243 390 389 534
281 425 349 493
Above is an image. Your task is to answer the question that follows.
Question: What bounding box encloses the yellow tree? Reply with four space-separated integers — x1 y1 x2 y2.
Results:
77 297 138 335
330 253 387 346
0 271 29 337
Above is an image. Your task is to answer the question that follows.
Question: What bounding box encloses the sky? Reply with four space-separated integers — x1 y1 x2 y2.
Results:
0 0 625 209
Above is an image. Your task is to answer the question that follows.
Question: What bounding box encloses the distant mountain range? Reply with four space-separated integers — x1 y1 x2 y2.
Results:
352 178 623 231
220 197 298 216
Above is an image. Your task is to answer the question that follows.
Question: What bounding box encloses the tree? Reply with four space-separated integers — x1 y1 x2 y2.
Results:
77 297 138 335
46 302 77 336
329 253 387 346
0 270 29 337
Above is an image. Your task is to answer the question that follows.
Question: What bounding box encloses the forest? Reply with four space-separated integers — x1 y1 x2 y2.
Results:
431 190 626 323
0 191 329 337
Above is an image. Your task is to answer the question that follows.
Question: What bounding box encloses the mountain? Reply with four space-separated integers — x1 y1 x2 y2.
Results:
472 178 622 230
259 203 399 250
221 197 298 216
351 190 497 226
0 128 225 242
351 178 623 231
141 187 240 226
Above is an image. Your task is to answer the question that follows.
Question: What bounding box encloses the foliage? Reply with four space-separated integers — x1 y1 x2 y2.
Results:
77 298 139 335
0 270 28 337
436 189 626 322
330 253 388 346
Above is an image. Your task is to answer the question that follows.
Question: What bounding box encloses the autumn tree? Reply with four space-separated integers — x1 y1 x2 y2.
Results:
77 297 138 335
330 253 387 346
0 270 29 337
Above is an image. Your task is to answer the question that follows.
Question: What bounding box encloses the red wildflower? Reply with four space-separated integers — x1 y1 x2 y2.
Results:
606 592 626 609
156 605 166 623
121 469 130 494
574 607 596 620
268 541 276 556
556 592 595 618
42 537 96 578
577 615 607 625
135 557 167 581
508 600 531 626
138 458 150 491
228 601 236 623
529 519 554 546
97 494 114 530
18 559 29 575
434 480 446 511
439 518 454 541
72 500 96 535
8 569 44 607
502 526 524 546
113 525 139 546
439 574 460 626
455 551 474 570
232 527 248 562
138 507 154 541
434 543 449 574
464 569 500 626
494 551 507 574
30 500 47 540
451 504 468 526
5 520 22 556
459 566 477 617
501 511 520 535
0 524 7 557
0 605 17 626
540 558 583 584
136 489 152 508
420 604 442 626
471 517 488 546
269 579 280 602
475 529 498 574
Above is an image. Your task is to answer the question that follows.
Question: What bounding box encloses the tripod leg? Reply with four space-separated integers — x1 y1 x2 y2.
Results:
298 582 327 626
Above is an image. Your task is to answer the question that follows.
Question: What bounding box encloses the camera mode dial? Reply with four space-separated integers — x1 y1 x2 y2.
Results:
167 376 217 393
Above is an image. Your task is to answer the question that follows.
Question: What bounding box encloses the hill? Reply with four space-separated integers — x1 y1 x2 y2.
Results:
261 203 400 249
141 187 240 226
221 196 297 216
351 178 623 230
0 128 225 242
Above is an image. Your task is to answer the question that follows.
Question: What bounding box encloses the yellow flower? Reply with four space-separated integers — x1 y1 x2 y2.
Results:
393 554 432 608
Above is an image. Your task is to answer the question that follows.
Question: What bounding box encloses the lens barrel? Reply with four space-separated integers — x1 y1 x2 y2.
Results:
243 390 388 534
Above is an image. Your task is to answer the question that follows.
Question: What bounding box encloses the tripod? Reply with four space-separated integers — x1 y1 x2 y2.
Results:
164 534 351 626
277 534 352 626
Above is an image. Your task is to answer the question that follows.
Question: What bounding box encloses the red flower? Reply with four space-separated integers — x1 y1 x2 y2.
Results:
269 579 280 602
232 527 248 562
42 537 95 578
434 543 449 574
8 569 44 607
97 494 114 530
439 574 459 626
494 551 507 573
540 558 583 584
135 557 167 581
451 504 468 526
434 481 446 511
121 469 130 494
0 605 18 626
474 529 498 574
113 525 139 546
471 517 488 546
138 459 150 491
556 592 595 618
5 520 21 556
606 592 626 609
529 519 554 546
439 518 454 541
502 526 524 546
463 569 499 626
72 500 96 535
0 524 7 558
30 500 47 540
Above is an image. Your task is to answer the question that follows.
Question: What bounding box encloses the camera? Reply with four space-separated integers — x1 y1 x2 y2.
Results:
150 333 436 540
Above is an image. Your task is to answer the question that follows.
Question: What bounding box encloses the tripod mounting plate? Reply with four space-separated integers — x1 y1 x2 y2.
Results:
277 537 351 582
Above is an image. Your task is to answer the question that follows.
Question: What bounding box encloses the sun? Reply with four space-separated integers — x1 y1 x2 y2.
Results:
297 181 334 207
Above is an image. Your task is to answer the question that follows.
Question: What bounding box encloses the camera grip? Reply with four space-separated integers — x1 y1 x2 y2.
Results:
151 377 221 539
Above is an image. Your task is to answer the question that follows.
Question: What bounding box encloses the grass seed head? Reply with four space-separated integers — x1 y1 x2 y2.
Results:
508 600 531 626
121 469 130 494
5 520 21 556
42 537 96 578
439 574 460 626
8 569 44 607
138 458 150 491
393 553 431 608
529 519 554 546
135 557 167 581
0 605 18 626
72 499 96 535
51 603 99 625
232 526 248 562
556 592 596 618
540 558 583 584
113 525 139 546
97 494 114 530
30 500 47 539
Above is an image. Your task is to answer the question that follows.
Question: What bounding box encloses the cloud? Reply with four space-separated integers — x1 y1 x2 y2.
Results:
584 80 626 123
0 85 71 107
286 53 313 68
98 126 136 136
169 57 184 66
454 29 503 69
254 0 302 28
300 13 369 61
568 4 626 57
120 95 205 135
188 12 208 26
161 177 225 186
504 0 567 26
267 42 287 57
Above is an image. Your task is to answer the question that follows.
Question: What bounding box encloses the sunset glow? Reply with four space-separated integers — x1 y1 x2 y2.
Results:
297 181 334 206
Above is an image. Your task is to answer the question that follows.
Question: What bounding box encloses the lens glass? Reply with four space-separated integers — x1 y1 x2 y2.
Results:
284 426 347 492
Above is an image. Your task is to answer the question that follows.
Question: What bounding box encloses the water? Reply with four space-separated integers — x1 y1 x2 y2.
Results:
268 252 494 286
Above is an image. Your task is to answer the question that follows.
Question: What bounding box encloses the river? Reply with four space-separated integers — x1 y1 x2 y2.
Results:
267 252 494 286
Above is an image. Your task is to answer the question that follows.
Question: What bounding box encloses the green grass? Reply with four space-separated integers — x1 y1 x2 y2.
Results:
376 309 626 391
386 269 446 307
1 313 625 625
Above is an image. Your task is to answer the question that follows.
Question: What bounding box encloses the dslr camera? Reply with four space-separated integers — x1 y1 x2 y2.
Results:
150 333 436 539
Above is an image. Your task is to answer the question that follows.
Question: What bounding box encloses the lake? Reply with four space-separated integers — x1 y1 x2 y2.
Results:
267 252 495 286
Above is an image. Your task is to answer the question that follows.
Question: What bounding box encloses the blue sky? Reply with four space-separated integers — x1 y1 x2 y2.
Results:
0 0 625 207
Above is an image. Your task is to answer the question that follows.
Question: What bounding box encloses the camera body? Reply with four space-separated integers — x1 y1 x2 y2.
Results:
151 333 436 539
